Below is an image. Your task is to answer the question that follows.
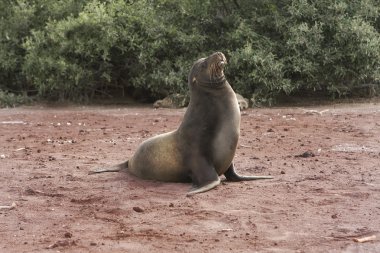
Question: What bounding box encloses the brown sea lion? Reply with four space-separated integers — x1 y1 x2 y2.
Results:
89 52 272 195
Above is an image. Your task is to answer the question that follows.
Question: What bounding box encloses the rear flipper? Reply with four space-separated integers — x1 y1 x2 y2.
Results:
224 163 273 181
88 161 128 175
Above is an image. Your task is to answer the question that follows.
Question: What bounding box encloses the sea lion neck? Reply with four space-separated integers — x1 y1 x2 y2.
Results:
196 76 227 89
188 52 228 90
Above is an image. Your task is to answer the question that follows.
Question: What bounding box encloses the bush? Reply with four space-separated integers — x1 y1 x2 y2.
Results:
23 1 119 100
0 0 86 94
1 0 379 102
22 0 213 100
226 0 380 100
228 43 292 99
0 90 30 108
283 0 380 97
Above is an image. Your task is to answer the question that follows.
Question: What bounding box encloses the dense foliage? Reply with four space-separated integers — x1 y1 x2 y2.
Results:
0 0 379 102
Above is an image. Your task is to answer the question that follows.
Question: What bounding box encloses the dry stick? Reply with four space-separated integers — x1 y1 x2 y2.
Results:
25 188 63 197
0 202 16 210
353 235 377 243
324 233 377 242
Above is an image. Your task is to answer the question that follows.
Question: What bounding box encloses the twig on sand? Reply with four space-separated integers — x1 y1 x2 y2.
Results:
25 188 63 197
326 234 377 243
353 235 376 243
0 202 16 210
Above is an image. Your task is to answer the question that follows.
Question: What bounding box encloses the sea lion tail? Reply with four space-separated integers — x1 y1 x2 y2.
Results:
88 161 129 175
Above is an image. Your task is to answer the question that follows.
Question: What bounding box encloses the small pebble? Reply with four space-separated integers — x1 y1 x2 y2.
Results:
64 232 72 238
133 206 144 213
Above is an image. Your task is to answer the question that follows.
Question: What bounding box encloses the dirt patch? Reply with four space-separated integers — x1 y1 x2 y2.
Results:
1 103 379 252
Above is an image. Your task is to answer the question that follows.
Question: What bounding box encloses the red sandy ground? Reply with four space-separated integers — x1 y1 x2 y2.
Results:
0 103 379 253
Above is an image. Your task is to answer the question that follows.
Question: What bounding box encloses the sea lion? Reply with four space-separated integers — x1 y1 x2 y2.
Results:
153 93 189 109
236 93 249 110
89 52 272 195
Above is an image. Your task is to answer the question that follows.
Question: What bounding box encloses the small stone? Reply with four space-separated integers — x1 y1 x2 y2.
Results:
295 151 315 158
64 232 72 238
133 206 144 213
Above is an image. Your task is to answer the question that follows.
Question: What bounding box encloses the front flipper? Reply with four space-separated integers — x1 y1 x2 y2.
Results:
224 163 273 181
187 178 221 196
187 160 221 196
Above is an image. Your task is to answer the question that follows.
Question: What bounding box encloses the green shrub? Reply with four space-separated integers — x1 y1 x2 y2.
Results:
1 0 379 102
283 0 380 96
228 43 292 100
0 0 86 94
22 0 207 100
23 1 117 100
0 90 30 107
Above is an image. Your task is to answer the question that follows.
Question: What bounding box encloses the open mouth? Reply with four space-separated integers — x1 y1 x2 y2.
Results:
213 52 227 76
194 52 228 87
217 52 227 65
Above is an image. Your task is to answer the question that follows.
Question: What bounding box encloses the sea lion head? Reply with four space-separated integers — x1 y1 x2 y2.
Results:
189 52 227 88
